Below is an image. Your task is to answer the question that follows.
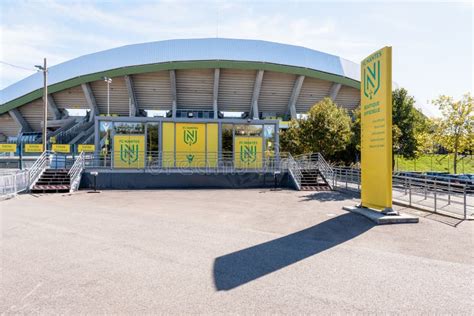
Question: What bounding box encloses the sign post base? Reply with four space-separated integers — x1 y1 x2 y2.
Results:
343 205 418 225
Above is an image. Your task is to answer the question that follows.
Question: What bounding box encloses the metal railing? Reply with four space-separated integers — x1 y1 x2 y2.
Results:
329 166 473 219
68 151 85 192
293 153 334 189
81 151 289 174
28 151 51 189
287 153 302 190
0 170 29 199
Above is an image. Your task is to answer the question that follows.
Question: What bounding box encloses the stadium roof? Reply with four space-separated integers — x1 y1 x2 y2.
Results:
0 38 360 111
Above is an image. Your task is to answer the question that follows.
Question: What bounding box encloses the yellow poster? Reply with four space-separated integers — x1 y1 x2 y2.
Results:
25 144 43 153
175 123 206 168
113 135 145 168
162 122 175 167
360 47 393 211
52 144 71 153
206 123 218 168
234 136 263 169
78 144 95 152
0 144 17 152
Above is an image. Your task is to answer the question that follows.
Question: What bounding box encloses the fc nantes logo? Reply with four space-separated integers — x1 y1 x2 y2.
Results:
363 60 381 100
183 128 198 146
120 143 139 164
240 144 257 163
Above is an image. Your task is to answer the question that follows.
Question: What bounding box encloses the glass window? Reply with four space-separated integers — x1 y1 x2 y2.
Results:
114 122 145 134
264 124 276 156
99 121 112 154
147 123 159 153
248 124 263 136
222 124 233 154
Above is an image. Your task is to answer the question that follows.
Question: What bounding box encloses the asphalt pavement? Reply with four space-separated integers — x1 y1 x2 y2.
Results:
1 189 473 314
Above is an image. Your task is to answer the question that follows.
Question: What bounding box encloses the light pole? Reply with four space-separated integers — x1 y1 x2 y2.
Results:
103 77 112 116
35 58 48 151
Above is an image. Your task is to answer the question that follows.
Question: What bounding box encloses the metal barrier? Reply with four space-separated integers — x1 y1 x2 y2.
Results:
0 170 29 199
68 151 85 192
82 151 289 174
293 153 334 189
329 167 473 219
28 151 51 189
287 153 302 190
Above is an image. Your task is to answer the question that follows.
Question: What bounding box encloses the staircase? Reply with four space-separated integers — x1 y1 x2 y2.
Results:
300 169 331 191
31 169 70 193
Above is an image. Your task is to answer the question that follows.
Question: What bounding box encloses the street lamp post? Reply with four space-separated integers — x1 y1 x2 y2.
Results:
35 58 48 151
103 77 112 116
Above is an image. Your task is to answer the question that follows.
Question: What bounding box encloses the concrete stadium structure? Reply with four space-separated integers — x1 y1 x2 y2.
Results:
0 38 360 142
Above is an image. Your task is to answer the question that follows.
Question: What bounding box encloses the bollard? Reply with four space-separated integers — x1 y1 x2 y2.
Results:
434 181 437 212
448 179 451 205
409 177 412 206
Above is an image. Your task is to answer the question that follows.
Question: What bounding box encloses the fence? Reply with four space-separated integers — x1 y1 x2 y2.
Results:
0 170 29 199
330 167 473 219
81 151 290 174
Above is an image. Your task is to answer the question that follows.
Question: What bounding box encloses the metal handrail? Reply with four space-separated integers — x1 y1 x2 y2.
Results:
28 150 51 188
287 153 302 190
68 151 85 192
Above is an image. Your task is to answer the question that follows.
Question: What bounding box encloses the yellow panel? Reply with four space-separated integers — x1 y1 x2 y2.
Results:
175 123 206 168
162 122 175 167
24 144 43 153
52 144 70 153
78 144 95 152
206 123 218 168
113 135 145 168
234 136 263 169
360 47 393 210
0 144 17 152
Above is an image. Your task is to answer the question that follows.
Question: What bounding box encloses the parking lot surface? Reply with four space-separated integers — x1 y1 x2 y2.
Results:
1 189 473 314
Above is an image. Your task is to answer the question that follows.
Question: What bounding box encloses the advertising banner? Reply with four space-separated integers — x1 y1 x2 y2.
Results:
360 46 393 211
52 144 71 153
0 144 17 152
234 136 263 169
78 144 95 152
113 135 145 168
175 123 206 168
24 144 43 153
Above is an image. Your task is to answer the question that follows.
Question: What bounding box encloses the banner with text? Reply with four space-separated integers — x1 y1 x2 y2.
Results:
234 136 263 169
113 135 145 168
360 46 393 210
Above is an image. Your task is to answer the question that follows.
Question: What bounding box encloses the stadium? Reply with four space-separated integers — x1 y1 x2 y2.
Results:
0 38 361 191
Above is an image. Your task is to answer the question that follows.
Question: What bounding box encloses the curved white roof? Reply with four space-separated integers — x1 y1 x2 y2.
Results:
1 38 360 105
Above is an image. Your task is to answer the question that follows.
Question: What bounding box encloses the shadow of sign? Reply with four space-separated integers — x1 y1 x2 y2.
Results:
213 213 373 291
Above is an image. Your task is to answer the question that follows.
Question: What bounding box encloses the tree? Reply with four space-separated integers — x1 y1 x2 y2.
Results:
392 88 422 159
432 93 473 174
279 98 352 158
299 98 352 157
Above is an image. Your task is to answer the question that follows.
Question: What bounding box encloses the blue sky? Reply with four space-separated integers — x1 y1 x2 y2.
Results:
1 0 472 117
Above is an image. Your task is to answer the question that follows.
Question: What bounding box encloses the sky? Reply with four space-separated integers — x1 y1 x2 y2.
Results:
0 0 472 117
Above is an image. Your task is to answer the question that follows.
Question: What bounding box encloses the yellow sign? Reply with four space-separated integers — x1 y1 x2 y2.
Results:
0 144 17 152
25 144 43 153
78 144 95 152
49 136 56 144
162 122 175 167
175 123 206 167
234 136 263 169
206 124 218 168
52 144 71 153
360 46 393 211
113 135 145 168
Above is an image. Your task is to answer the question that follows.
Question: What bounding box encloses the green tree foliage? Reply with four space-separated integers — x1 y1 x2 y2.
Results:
279 97 352 158
432 93 473 173
392 88 423 159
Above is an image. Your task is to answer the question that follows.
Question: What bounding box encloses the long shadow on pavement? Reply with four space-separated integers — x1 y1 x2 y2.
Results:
300 190 359 202
213 212 373 291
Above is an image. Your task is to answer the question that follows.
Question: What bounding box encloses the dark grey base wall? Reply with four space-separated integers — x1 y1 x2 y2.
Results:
80 172 293 190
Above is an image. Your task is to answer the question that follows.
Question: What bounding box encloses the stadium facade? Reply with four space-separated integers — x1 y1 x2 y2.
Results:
0 38 361 190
